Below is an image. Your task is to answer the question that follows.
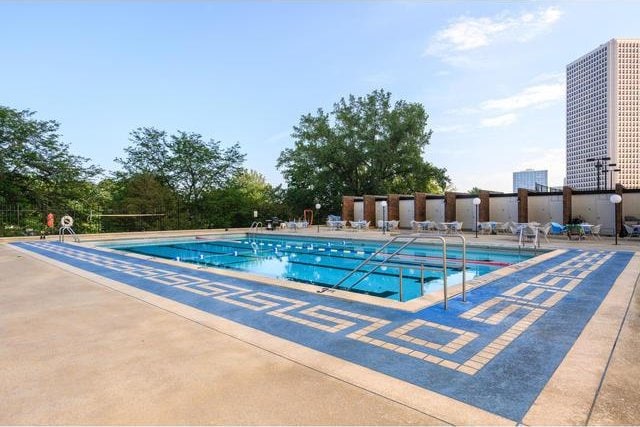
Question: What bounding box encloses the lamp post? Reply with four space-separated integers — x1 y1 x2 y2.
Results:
610 194 622 245
609 165 621 190
315 203 321 233
380 201 388 235
472 197 481 238
587 156 611 191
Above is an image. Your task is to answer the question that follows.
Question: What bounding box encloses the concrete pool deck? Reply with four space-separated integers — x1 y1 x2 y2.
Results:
1 229 639 425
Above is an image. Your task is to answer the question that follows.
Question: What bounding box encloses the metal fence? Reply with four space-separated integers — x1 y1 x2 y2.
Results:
0 204 169 237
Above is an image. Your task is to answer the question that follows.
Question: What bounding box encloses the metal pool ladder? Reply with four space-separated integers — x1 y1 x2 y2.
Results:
58 226 80 243
249 221 263 235
330 234 467 309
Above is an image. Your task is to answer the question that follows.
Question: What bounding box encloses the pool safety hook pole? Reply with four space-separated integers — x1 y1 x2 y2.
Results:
398 268 404 302
420 263 424 297
442 240 448 310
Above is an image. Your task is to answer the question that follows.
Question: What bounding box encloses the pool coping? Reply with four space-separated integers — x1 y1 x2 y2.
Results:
80 233 565 312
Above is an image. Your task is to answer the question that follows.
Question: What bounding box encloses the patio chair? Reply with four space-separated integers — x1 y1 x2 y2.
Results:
623 224 640 238
452 221 463 235
509 224 520 235
496 222 510 234
480 222 493 235
434 222 449 235
590 224 602 240
539 223 551 243
425 221 437 232
519 225 539 248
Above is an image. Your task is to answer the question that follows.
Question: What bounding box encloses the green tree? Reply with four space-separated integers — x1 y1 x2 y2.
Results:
277 89 449 214
113 127 246 229
201 170 289 228
167 131 245 205
102 173 177 232
468 187 482 195
114 127 169 183
0 106 102 234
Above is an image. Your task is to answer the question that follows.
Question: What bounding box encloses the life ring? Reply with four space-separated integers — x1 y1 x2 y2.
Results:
60 215 74 227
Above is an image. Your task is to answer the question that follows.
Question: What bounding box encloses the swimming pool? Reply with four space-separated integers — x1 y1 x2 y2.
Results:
106 234 535 302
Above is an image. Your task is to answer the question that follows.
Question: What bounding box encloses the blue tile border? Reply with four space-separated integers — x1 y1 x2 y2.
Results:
13 241 633 422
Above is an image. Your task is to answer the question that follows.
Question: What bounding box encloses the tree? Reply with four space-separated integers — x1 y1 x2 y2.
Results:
113 127 246 229
167 131 245 205
114 127 169 183
277 90 449 214
468 187 482 195
0 105 102 231
200 170 289 228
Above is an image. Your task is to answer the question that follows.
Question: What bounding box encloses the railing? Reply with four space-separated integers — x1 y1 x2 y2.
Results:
330 234 467 309
518 226 539 251
58 226 80 243
249 221 263 234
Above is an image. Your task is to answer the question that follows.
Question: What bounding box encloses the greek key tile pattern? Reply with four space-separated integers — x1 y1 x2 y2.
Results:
20 243 614 377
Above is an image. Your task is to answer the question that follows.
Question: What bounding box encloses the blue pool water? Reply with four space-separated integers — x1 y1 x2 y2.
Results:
107 234 535 301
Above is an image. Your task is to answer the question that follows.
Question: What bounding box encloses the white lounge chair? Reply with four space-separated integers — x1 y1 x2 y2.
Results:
452 221 463 235
519 225 539 248
435 222 448 235
590 224 602 240
539 223 551 243
623 224 640 238
496 222 511 234
480 222 493 235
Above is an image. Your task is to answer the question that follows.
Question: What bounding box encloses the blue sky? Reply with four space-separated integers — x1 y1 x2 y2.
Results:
2 1 639 193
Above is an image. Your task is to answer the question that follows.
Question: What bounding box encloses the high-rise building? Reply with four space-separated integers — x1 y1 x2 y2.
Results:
513 169 548 192
566 38 640 190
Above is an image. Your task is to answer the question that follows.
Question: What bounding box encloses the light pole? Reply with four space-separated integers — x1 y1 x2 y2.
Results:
609 165 621 190
587 156 611 190
380 201 388 235
610 194 622 245
472 197 481 238
315 203 321 233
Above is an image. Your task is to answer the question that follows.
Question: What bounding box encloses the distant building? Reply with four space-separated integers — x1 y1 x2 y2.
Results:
513 169 548 192
566 38 640 190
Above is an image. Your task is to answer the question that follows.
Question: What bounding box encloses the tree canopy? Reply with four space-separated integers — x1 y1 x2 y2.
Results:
0 105 102 208
277 89 449 214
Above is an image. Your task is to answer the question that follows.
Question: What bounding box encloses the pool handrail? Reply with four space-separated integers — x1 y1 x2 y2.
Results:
249 221 263 234
330 233 467 309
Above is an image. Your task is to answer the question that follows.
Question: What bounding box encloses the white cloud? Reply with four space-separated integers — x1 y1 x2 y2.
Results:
480 113 517 128
425 6 562 61
480 81 565 112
